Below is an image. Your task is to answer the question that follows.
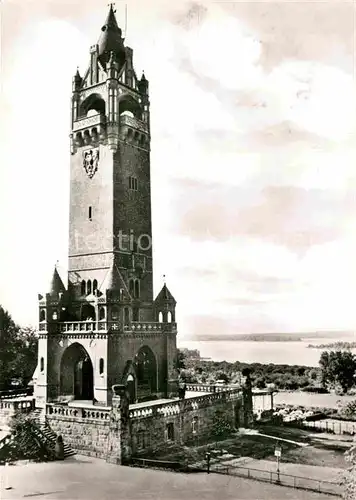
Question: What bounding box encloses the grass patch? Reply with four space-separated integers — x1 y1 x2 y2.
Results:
152 425 350 471
257 424 311 443
154 433 300 465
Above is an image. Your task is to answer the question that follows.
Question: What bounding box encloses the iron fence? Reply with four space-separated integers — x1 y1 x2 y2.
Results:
285 418 356 435
0 388 33 399
130 457 187 471
212 463 342 496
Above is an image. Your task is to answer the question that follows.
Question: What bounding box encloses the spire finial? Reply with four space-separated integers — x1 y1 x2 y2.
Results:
163 274 166 285
108 2 116 13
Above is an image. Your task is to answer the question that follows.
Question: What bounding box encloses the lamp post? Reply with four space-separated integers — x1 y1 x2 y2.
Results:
205 452 211 474
274 441 282 484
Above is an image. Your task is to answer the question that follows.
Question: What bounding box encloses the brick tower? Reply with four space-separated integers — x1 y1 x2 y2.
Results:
34 5 179 408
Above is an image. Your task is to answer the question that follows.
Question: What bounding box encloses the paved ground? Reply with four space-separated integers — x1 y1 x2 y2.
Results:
0 456 336 500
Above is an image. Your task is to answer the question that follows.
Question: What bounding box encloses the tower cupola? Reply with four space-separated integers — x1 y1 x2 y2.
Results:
98 4 126 68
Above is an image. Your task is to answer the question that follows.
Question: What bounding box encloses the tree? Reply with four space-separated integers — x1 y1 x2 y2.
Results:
175 349 186 372
212 409 232 439
216 372 229 383
0 306 37 389
319 350 356 393
319 351 332 387
339 400 356 421
255 377 266 389
343 439 356 500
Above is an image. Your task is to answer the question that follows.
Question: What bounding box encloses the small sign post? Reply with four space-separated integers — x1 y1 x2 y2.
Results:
274 442 282 484
206 452 211 474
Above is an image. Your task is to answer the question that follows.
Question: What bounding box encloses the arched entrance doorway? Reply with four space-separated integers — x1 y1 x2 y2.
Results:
126 374 136 404
60 343 94 400
134 346 157 401
122 361 136 404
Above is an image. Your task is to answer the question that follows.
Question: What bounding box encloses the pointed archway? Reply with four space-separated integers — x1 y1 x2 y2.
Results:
60 343 94 400
122 361 136 404
134 346 157 401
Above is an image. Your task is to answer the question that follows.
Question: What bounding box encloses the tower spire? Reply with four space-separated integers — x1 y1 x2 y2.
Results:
98 2 125 67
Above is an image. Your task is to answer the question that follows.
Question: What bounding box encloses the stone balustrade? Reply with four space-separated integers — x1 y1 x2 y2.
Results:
0 399 35 411
39 320 176 335
46 403 110 422
60 321 96 332
124 322 163 332
120 114 148 133
185 383 240 393
73 113 106 132
0 398 35 427
129 389 242 420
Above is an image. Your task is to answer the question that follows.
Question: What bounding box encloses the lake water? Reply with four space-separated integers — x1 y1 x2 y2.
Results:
273 391 356 409
179 338 356 367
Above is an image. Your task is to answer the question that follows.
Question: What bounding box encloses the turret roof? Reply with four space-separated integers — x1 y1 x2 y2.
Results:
49 267 66 296
155 283 176 304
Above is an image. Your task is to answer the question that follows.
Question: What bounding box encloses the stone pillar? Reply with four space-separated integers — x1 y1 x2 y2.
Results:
168 379 179 399
106 384 131 465
178 398 186 446
166 330 179 399
242 374 253 427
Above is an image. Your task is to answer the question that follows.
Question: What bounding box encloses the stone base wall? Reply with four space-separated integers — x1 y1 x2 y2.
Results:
46 405 110 458
1 386 252 464
129 390 245 457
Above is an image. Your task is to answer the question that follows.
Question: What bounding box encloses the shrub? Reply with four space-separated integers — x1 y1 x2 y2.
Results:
302 386 329 393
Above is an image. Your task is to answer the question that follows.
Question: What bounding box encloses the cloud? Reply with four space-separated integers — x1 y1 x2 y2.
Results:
170 182 356 253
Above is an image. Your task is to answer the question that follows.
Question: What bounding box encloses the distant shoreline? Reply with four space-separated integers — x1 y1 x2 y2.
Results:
183 332 355 343
307 341 356 350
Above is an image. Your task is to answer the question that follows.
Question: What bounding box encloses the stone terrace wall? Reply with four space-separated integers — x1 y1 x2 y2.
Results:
46 405 110 458
0 399 35 428
129 389 245 457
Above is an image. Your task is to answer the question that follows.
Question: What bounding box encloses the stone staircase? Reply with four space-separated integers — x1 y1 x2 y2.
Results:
31 408 76 459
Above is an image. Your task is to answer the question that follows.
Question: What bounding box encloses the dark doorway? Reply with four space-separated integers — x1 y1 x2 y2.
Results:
60 343 94 400
134 346 157 400
126 374 136 404
74 357 94 400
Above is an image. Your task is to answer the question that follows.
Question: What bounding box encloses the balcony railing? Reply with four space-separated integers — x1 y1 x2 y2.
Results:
73 113 106 132
39 320 176 334
120 114 148 133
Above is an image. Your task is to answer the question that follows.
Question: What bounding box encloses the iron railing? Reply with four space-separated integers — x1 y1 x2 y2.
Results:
212 463 342 496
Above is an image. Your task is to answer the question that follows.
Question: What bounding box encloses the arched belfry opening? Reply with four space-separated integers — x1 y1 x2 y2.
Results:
80 303 96 321
80 93 106 118
60 343 94 400
119 94 142 120
134 346 157 400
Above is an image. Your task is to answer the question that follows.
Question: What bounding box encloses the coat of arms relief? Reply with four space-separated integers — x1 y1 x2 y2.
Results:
83 149 99 179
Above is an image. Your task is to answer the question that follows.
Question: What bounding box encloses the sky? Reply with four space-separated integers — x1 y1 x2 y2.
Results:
1 0 356 338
